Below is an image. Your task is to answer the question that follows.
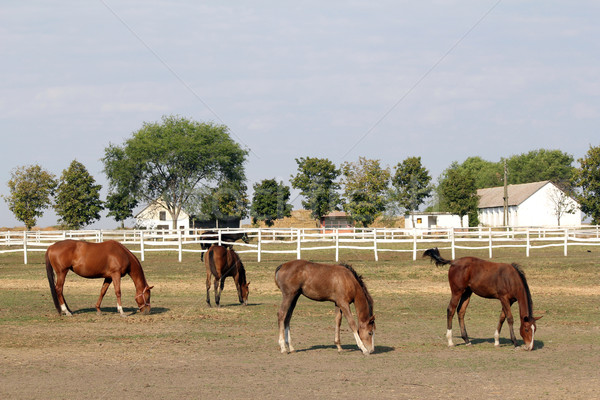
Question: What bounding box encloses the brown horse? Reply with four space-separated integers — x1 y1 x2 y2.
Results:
274 260 376 355
205 245 249 307
200 230 249 261
45 240 153 316
423 248 540 350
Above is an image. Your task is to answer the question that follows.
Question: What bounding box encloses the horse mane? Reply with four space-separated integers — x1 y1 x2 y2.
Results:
340 263 374 316
511 263 533 318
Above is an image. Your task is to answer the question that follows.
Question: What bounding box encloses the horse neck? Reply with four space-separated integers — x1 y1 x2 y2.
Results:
128 255 148 292
513 275 533 322
352 282 373 323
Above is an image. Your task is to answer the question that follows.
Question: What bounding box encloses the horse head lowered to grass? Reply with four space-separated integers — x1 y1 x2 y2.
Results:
423 248 541 350
275 260 375 355
45 240 153 316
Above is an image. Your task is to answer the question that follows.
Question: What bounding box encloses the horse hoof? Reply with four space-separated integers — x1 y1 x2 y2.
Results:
96 310 102 315
465 342 472 346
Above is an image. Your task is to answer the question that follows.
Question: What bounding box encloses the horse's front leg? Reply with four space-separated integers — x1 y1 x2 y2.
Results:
214 278 221 308
112 276 126 317
338 303 369 355
495 309 507 347
500 299 517 347
334 306 343 352
55 270 72 316
96 278 112 314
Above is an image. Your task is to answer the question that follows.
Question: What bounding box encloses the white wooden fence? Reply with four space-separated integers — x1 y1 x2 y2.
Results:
2 226 600 264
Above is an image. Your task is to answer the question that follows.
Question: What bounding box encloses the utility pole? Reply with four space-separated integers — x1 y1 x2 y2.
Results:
503 160 509 226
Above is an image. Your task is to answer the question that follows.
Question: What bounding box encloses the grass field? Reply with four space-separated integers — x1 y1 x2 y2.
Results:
1 244 599 399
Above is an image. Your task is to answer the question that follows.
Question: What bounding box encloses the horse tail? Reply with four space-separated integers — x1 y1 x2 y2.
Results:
423 247 451 266
208 247 218 278
274 263 284 289
45 251 61 315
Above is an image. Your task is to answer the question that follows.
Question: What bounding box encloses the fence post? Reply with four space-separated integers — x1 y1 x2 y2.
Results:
335 229 339 262
526 228 530 257
140 231 145 262
178 228 183 262
451 228 456 259
297 228 301 260
564 228 568 257
488 227 493 258
373 229 378 262
23 231 28 265
257 229 262 263
412 229 417 261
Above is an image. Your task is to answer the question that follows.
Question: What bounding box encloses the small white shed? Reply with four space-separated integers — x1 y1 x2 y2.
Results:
405 212 468 229
135 200 190 230
477 181 581 227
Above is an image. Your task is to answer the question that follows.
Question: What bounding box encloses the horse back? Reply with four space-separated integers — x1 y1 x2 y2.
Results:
450 256 522 298
275 260 358 302
47 240 132 278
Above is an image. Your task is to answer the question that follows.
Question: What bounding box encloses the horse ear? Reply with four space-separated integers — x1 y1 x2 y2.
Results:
534 316 543 321
148 286 154 290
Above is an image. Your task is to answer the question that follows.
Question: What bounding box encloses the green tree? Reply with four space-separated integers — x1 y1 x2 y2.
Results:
506 149 575 187
390 156 432 224
105 190 138 228
3 164 56 230
54 160 103 229
187 180 249 223
459 156 503 189
438 163 479 227
573 145 600 224
102 115 248 229
290 157 342 219
341 157 390 227
250 179 292 227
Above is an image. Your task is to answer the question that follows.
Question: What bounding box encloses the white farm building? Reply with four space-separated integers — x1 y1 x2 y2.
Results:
477 181 581 227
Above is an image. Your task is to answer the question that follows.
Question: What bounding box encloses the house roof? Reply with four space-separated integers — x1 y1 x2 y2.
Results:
477 181 550 209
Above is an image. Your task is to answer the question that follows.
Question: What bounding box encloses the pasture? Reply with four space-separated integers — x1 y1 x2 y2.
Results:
1 244 599 399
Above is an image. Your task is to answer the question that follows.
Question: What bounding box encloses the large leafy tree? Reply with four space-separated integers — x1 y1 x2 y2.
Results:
341 157 390 227
103 115 248 229
250 179 292 227
438 163 479 227
187 180 249 223
105 190 138 228
459 156 503 189
506 149 575 187
573 145 600 224
290 157 342 219
54 160 103 229
390 156 432 224
3 164 56 230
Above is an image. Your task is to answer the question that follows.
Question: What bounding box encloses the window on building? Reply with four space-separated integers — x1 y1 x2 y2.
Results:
159 211 167 221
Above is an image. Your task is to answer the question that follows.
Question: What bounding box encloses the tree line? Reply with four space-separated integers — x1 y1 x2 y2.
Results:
4 115 600 230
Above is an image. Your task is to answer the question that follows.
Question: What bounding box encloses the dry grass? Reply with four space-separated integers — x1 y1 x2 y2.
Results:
1 246 599 399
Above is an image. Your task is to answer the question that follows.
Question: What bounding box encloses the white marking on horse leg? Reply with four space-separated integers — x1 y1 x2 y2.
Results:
446 329 454 347
60 304 72 317
353 331 369 354
278 334 287 353
117 304 126 317
494 329 500 347
286 327 294 353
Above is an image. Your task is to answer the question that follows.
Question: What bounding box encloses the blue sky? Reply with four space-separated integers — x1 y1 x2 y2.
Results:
1 1 599 228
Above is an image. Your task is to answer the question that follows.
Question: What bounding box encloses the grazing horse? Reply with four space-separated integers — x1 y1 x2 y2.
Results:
200 230 249 261
423 248 540 350
275 260 376 355
205 245 249 307
45 240 153 316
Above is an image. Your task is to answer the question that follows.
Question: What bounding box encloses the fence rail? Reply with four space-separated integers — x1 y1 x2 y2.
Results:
2 226 600 264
